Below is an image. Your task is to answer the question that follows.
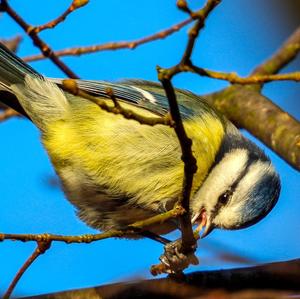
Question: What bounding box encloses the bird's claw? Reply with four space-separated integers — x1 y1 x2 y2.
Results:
151 239 199 275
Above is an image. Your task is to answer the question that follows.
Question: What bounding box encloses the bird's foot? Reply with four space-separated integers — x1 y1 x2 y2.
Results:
151 238 199 276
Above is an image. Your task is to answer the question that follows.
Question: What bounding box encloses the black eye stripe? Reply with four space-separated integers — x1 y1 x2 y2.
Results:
212 157 255 215
229 157 253 192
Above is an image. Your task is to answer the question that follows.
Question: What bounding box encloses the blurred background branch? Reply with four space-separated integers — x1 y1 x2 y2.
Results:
205 25 300 170
22 258 300 299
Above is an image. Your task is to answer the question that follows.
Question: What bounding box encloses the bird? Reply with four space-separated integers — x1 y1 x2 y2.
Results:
0 42 280 270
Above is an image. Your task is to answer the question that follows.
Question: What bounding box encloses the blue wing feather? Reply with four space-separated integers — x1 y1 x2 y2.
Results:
49 78 204 119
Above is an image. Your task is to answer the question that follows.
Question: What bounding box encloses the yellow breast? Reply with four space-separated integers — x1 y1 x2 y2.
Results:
43 99 224 212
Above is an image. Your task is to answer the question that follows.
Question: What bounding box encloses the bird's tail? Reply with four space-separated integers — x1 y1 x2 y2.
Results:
0 42 69 129
0 42 40 116
0 42 40 88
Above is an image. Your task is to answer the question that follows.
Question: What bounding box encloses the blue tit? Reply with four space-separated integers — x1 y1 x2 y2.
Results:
0 43 280 238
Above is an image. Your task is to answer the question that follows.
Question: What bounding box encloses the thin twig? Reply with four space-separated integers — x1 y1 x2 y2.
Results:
180 0 221 64
61 79 173 126
22 17 193 62
158 76 198 253
252 26 300 77
205 24 300 171
3 241 51 299
177 0 193 15
0 0 79 78
187 64 300 83
206 85 300 171
0 206 185 244
156 0 221 268
32 0 88 34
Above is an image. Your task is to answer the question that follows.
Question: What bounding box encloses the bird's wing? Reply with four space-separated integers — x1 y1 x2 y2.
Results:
49 78 211 120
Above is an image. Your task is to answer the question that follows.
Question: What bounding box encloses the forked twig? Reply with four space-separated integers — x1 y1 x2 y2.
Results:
61 79 173 127
32 0 88 34
3 241 51 299
151 0 221 274
0 0 79 78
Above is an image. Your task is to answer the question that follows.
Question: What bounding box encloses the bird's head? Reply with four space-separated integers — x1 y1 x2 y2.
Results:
190 125 281 238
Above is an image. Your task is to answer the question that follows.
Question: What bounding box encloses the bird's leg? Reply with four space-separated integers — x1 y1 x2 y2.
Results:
139 230 170 245
158 238 199 274
138 230 198 274
152 212 207 275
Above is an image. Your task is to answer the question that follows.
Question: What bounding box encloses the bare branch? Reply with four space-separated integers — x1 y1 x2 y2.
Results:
158 75 198 252
153 0 221 273
22 17 193 62
61 79 173 127
252 26 300 77
0 206 184 244
21 259 300 299
187 64 300 83
206 86 300 170
32 0 88 34
3 241 51 299
0 0 79 78
180 0 221 64
204 25 300 171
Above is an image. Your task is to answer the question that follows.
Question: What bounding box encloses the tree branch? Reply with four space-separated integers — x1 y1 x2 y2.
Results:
252 26 300 77
206 86 300 170
187 64 300 83
150 0 221 275
3 241 51 299
0 0 79 78
61 79 173 127
21 259 300 299
32 0 88 34
204 25 300 171
0 206 184 244
22 17 193 62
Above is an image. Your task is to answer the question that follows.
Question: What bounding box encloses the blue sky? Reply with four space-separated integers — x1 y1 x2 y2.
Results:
0 0 299 297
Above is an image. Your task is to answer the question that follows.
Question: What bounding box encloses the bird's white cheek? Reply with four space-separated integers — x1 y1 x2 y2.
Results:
214 201 243 229
191 180 221 215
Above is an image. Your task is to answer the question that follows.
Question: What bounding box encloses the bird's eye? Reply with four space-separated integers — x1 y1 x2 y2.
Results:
218 190 232 205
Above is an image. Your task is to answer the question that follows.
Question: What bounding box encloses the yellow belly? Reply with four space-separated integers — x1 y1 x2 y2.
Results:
42 101 224 231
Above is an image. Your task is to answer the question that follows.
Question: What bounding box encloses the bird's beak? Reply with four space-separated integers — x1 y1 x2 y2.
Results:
200 218 215 238
192 209 215 239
